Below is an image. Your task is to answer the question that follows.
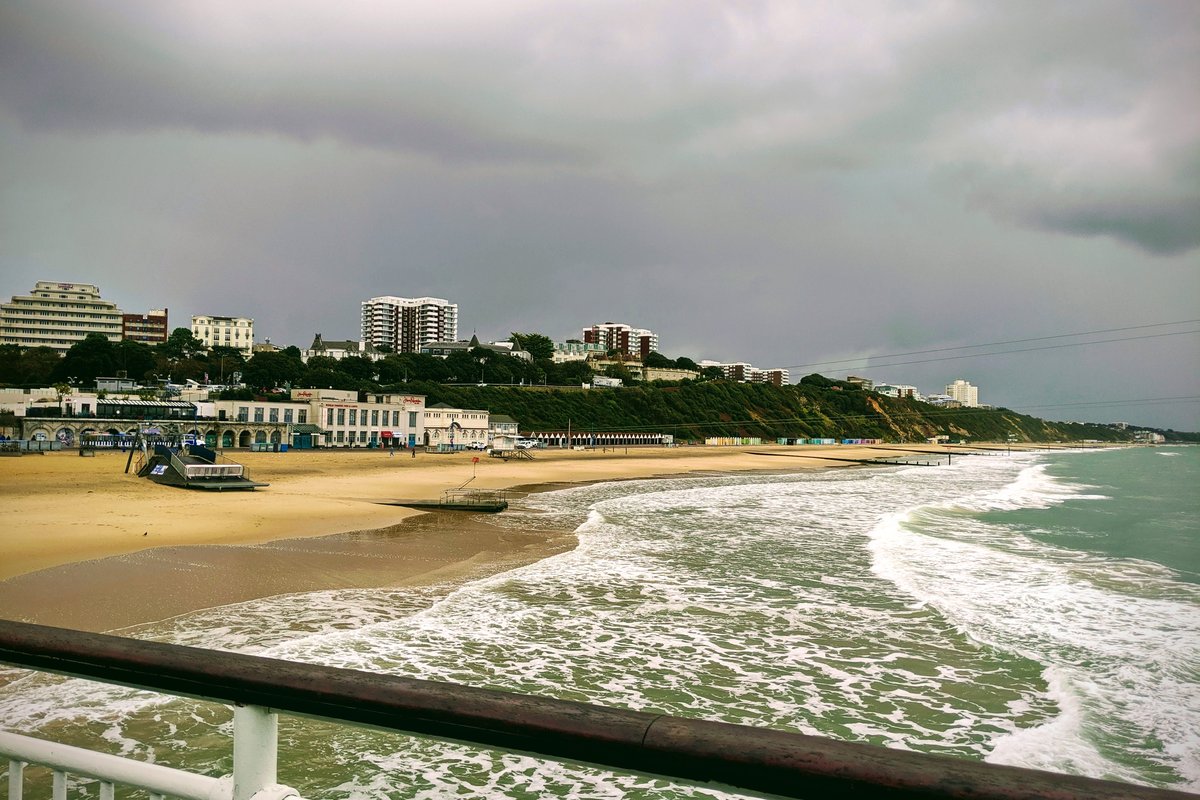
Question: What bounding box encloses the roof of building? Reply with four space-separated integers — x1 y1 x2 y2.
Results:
490 414 518 424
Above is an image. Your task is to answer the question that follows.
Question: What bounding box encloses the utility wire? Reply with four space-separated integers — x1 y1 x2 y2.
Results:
784 329 1200 374
783 319 1200 371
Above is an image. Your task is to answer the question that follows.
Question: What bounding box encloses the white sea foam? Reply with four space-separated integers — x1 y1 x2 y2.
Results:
3 452 1194 797
867 455 1200 789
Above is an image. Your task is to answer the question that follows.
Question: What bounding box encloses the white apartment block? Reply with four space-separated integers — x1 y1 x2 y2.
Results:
945 379 980 407
875 384 925 401
0 281 123 352
699 361 790 387
582 322 659 359
192 315 254 357
361 296 458 354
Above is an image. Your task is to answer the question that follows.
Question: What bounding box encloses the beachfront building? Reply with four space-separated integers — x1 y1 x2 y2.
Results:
121 309 169 344
422 402 489 449
291 388 426 449
191 315 254 357
489 414 519 441
361 295 458 354
303 333 385 363
582 322 658 359
945 379 980 407
0 281 124 353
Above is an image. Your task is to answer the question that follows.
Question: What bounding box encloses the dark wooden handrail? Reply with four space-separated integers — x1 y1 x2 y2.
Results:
0 620 1188 800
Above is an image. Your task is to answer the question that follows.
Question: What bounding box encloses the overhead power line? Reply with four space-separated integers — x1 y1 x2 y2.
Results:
784 329 1200 374
784 319 1200 372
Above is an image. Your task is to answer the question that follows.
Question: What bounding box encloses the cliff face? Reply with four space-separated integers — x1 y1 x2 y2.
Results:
408 380 1129 443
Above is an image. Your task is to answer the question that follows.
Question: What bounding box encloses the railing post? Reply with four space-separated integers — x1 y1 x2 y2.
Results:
233 705 278 800
7 760 24 800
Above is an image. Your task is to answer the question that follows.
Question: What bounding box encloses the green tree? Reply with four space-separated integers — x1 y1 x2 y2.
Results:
160 327 207 360
242 351 305 390
51 334 116 385
675 356 700 372
205 345 246 384
112 339 156 382
643 351 674 368
509 332 555 360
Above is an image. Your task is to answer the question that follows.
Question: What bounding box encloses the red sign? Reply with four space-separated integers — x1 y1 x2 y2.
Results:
472 457 479 463
381 431 393 438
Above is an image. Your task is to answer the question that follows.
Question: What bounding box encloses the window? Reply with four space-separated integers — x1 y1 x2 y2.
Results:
237 407 248 422
269 408 279 423
299 410 307 424
284 409 293 423
337 408 345 425
349 409 357 426
409 411 417 427
327 408 334 426
254 408 264 422
371 410 378 426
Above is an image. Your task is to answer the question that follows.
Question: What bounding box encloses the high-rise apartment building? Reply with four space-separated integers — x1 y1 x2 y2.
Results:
122 308 169 344
945 379 980 407
361 296 458 354
192 315 255 357
0 281 123 352
582 322 659 359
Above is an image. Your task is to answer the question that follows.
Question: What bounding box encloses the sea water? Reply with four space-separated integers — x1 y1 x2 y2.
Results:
2 447 1197 797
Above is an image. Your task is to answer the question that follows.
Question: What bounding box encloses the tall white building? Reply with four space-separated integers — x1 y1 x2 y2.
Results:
945 379 980 407
0 281 123 352
361 296 458 354
192 315 254 357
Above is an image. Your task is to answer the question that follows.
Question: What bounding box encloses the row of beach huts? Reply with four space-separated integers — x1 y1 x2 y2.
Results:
703 437 885 446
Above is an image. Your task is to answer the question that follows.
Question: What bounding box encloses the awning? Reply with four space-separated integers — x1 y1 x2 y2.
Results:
290 424 323 434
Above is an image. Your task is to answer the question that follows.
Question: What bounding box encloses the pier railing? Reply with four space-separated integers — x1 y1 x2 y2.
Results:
0 620 1190 800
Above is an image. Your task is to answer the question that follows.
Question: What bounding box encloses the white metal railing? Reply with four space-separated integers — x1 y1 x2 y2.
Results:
1 706 301 800
183 463 244 478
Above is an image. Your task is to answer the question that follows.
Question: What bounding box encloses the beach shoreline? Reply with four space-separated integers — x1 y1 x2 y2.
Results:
0 443 1054 632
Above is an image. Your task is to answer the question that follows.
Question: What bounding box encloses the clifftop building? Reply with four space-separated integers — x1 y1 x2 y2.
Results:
362 296 458 354
582 322 658 359
699 361 790 387
122 308 169 344
0 281 124 353
945 379 980 407
192 315 254 357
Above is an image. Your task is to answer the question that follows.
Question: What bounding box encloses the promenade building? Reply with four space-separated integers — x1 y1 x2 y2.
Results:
945 379 980 407
582 322 658 359
0 281 123 352
423 402 490 448
122 309 169 344
191 315 254 357
361 296 458 354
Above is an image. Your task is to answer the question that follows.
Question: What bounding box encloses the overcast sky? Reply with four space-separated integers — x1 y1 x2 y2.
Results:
2 1 1197 429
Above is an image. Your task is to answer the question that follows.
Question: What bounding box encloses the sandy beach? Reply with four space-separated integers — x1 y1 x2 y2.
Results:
0 443 996 631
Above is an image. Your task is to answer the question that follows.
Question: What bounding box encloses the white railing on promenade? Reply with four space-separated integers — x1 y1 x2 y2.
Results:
0 619 1192 800
1 706 301 800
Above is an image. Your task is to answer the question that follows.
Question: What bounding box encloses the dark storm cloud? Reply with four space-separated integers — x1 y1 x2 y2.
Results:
1 1 1197 428
0 1 584 165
